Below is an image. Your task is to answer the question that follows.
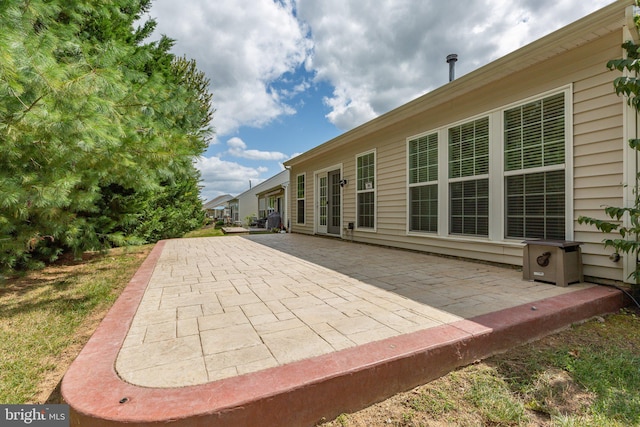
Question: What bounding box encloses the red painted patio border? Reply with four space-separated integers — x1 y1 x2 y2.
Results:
61 241 627 427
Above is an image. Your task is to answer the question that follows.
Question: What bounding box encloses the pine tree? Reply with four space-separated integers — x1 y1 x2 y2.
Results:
0 1 212 276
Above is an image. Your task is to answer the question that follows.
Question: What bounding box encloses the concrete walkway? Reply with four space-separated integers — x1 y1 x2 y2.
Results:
61 234 626 427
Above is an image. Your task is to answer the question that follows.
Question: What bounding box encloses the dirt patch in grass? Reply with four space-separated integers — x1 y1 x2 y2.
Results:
319 308 640 427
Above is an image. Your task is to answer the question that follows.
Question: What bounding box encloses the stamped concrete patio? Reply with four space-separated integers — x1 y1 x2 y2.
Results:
62 234 626 426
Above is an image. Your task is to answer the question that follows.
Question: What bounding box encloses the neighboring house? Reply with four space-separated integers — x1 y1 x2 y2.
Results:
228 198 239 223
284 1 639 285
203 194 233 220
236 170 290 227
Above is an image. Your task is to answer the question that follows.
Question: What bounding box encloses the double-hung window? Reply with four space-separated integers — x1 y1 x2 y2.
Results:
296 174 305 224
409 132 438 232
504 92 565 240
449 117 489 236
356 151 375 229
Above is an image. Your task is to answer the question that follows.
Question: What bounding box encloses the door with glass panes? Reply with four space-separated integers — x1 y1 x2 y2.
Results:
317 169 341 235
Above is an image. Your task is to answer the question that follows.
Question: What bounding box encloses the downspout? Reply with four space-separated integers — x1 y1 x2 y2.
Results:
282 183 289 232
284 166 291 233
624 5 640 285
631 4 640 288
634 8 640 287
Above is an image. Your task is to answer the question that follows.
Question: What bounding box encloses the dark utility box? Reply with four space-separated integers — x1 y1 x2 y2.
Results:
522 240 583 287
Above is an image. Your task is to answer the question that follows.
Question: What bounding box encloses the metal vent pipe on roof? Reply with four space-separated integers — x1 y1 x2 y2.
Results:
446 53 458 82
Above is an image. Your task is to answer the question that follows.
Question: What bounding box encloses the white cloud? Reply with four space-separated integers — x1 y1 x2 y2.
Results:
296 0 613 130
149 0 312 136
195 156 266 201
148 0 613 136
225 137 289 161
323 86 377 131
149 0 614 197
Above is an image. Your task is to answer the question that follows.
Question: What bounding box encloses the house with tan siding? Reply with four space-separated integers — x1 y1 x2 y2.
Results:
283 0 639 285
235 170 290 227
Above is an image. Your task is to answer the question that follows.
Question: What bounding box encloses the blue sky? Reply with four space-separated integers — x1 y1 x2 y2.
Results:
146 0 614 202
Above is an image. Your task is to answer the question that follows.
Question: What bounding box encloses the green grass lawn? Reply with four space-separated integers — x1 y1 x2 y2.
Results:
322 309 640 427
183 225 225 238
0 245 152 403
2 239 638 427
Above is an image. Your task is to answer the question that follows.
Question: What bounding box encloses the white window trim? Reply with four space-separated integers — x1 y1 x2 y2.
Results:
296 173 305 224
501 88 573 241
356 149 377 232
403 85 573 243
565 87 575 241
447 116 491 238
406 130 439 235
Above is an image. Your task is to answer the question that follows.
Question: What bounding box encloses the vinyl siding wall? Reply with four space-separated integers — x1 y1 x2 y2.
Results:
573 33 626 282
238 171 290 226
289 28 626 282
